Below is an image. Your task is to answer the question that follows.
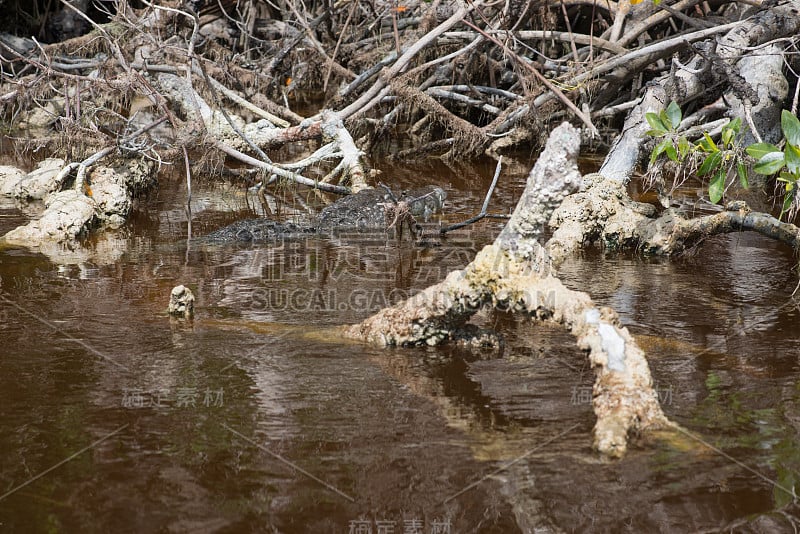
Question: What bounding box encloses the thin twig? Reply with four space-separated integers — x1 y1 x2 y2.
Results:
323 0 359 93
183 145 193 246
462 19 599 136
440 156 503 234
58 115 169 193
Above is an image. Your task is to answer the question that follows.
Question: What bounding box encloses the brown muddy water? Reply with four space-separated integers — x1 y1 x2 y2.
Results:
1 152 799 533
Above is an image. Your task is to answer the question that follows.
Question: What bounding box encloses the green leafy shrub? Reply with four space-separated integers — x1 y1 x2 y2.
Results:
646 102 747 205
646 102 800 219
745 110 800 219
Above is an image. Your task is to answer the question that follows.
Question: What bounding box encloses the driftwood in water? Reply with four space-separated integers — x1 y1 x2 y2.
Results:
344 123 671 457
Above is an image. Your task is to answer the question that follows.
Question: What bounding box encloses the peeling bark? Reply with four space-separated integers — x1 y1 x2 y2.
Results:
725 44 788 145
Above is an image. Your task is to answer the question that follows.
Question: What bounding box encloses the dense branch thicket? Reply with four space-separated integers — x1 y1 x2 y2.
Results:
3 0 794 168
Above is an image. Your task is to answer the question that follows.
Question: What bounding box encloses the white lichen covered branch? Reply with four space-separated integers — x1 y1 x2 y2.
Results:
157 73 369 192
0 157 155 247
344 123 671 456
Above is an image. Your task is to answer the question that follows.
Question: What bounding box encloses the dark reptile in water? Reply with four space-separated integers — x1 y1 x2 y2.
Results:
201 185 447 243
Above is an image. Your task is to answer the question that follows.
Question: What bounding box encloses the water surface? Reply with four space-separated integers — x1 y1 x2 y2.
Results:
1 154 799 532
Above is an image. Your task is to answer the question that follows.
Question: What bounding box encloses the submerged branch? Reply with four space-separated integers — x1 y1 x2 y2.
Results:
344 123 671 457
440 157 504 234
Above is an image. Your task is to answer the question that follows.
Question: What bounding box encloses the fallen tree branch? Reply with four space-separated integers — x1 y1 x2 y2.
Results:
668 202 800 252
200 68 291 127
548 175 800 264
344 123 671 457
426 87 501 115
390 75 487 156
320 111 369 191
213 141 351 195
333 0 481 121
566 20 745 90
597 1 800 186
616 0 704 48
153 72 368 192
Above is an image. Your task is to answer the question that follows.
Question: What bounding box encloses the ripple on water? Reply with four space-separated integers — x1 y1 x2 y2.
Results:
1 163 800 531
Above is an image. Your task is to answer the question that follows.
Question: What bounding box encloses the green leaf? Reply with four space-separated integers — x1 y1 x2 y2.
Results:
753 151 786 175
659 110 671 129
778 171 796 183
728 117 742 134
698 151 722 176
708 169 725 204
649 139 671 165
665 143 678 162
736 161 748 189
646 129 666 137
703 132 718 152
696 134 719 153
665 101 682 130
678 136 691 158
780 190 795 220
785 143 800 173
646 112 668 135
746 142 781 160
781 110 800 147
722 127 734 148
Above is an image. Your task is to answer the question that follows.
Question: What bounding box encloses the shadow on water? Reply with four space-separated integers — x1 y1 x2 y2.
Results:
1 152 800 531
